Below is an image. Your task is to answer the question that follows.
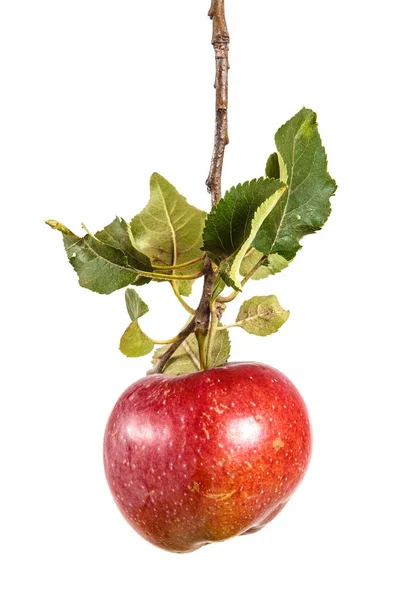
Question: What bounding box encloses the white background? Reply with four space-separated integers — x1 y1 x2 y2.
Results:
1 0 414 598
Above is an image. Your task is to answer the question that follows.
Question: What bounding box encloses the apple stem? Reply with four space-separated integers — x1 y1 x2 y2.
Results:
206 308 219 366
147 3 230 375
195 0 230 369
195 330 208 370
171 282 196 314
148 260 216 374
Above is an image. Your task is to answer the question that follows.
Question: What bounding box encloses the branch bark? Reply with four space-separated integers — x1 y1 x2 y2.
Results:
206 0 230 206
148 3 230 374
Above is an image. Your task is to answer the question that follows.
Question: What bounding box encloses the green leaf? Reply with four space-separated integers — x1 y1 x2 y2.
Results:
152 336 200 376
119 320 154 358
130 173 206 287
125 289 149 321
203 178 285 266
152 327 230 376
176 280 193 297
203 179 287 290
207 326 231 369
235 295 289 336
265 152 280 179
95 217 153 274
226 185 288 290
211 275 227 302
240 248 289 281
46 220 140 294
254 108 337 261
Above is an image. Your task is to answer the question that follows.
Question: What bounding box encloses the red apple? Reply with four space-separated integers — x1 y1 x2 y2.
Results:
103 362 311 553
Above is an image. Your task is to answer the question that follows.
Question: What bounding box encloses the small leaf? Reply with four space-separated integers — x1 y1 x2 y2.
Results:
207 326 231 369
254 108 337 261
119 321 154 358
47 220 139 294
265 153 280 179
211 276 227 302
125 289 149 321
176 280 193 297
130 174 206 292
240 248 289 281
235 295 289 336
152 336 200 376
152 327 230 376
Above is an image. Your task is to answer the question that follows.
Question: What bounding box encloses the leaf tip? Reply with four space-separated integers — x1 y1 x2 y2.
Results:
45 220 74 236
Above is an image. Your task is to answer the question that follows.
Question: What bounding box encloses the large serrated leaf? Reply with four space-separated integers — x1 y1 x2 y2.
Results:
152 327 230 376
119 320 154 358
203 179 287 290
226 186 288 290
254 108 337 261
240 248 289 281
46 220 140 294
203 178 284 265
130 174 206 288
235 295 289 336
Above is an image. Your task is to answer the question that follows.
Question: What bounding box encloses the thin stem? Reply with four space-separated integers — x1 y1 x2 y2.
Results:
195 330 207 370
194 259 215 340
135 268 205 282
147 317 196 374
148 260 216 374
206 0 230 205
150 334 183 346
206 307 218 367
153 255 205 271
183 340 200 370
171 281 196 315
216 324 236 331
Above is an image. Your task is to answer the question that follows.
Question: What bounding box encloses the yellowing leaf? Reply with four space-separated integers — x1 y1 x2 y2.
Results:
240 248 289 281
119 321 154 358
130 173 205 281
235 295 289 336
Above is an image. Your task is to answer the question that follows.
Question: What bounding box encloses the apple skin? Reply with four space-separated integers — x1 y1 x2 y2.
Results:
103 362 312 553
